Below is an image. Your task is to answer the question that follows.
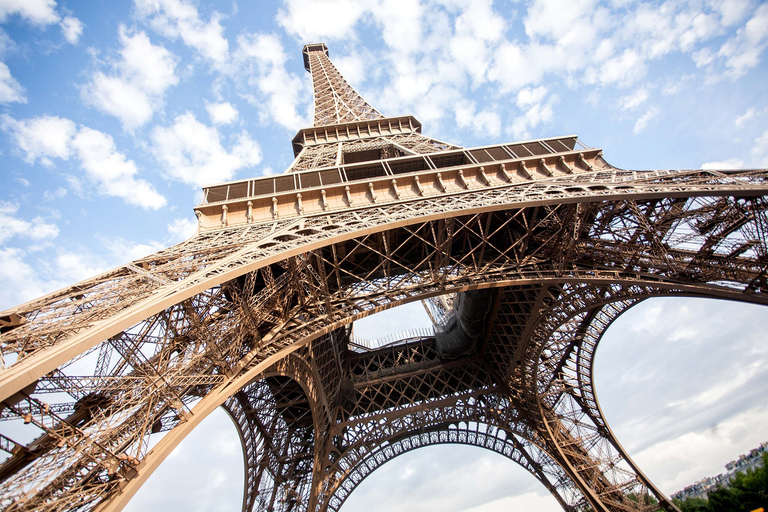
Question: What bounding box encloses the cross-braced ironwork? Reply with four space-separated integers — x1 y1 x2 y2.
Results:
1 43 767 512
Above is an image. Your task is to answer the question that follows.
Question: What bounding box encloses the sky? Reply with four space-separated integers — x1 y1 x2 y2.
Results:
0 0 766 510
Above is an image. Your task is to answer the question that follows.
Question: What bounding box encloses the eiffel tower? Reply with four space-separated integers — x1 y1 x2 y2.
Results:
1 42 767 512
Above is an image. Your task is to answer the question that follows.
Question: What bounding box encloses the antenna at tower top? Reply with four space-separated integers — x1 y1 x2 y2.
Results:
302 42 383 126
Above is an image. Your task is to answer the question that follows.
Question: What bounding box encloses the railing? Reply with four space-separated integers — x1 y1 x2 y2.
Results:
201 135 584 204
348 327 435 352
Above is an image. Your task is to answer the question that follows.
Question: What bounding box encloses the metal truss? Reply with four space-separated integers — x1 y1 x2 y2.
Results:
1 43 767 512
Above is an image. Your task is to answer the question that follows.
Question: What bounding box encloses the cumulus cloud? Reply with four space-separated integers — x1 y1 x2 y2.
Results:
82 26 178 130
717 3 768 78
151 112 261 187
0 247 57 309
72 127 167 209
0 62 25 104
205 101 238 125
0 0 60 25
0 240 161 310
1 114 166 209
621 87 649 110
751 129 768 166
0 201 59 244
700 158 745 170
0 0 84 45
506 86 556 140
134 0 229 69
633 108 657 134
735 107 756 127
234 33 308 130
270 0 767 139
454 99 501 138
1 114 76 165
167 217 198 242
60 15 83 44
276 0 366 42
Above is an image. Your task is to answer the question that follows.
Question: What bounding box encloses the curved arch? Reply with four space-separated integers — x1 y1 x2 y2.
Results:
314 388 583 512
324 423 577 512
222 350 327 512
2 191 767 511
47 278 768 512
523 284 768 511
2 174 765 398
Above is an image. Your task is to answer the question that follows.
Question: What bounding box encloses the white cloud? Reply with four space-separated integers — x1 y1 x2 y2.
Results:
53 249 108 283
205 101 238 125
735 107 756 127
700 158 745 170
134 0 229 69
234 33 308 130
463 492 560 512
516 86 548 107
333 51 368 88
1 114 76 165
99 235 165 262
751 129 768 166
633 108 657 134
72 127 167 209
524 0 599 44
43 187 67 201
167 217 198 242
0 241 161 311
717 3 768 78
0 247 57 308
276 0 366 41
151 112 261 187
0 0 60 25
454 99 501 138
59 15 83 44
0 201 59 244
505 87 556 140
633 406 768 493
600 49 646 86
0 62 25 104
717 0 753 26
82 26 178 130
621 87 649 110
2 114 166 209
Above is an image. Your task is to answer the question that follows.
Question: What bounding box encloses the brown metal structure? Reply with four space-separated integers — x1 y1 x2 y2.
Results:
0 42 767 512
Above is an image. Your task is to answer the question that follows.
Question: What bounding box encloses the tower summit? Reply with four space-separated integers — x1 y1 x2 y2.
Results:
303 43 382 126
1 43 767 512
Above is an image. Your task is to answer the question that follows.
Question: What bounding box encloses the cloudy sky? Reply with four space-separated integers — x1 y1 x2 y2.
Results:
0 0 766 510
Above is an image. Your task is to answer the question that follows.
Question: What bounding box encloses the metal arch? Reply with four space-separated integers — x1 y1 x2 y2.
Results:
3 170 767 401
539 286 768 512
3 231 768 509
2 241 767 510
321 420 579 512
519 282 768 512
2 41 768 512
521 284 672 511
222 350 328 512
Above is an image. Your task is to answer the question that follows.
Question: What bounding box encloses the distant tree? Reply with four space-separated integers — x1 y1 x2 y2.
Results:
678 453 768 512
675 496 711 512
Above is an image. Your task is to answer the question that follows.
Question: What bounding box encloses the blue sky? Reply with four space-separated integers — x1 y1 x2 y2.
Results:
0 0 767 511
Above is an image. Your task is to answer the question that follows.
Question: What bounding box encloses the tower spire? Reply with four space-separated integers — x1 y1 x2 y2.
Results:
303 43 383 126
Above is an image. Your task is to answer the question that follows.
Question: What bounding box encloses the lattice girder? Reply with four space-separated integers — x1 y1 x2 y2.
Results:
303 44 383 127
2 39 768 512
315 386 581 512
3 168 766 400
1 185 768 510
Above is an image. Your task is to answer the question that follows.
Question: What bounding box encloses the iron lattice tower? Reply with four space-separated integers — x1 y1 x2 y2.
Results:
1 42 767 512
